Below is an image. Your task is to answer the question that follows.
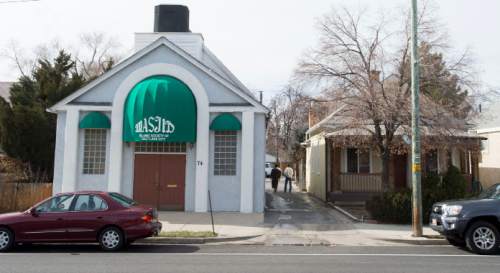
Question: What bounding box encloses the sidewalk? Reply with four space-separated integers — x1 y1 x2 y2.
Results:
148 217 444 246
144 179 445 246
157 211 267 238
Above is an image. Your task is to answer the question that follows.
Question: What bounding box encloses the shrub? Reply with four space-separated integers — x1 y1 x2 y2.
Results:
367 166 469 224
441 165 467 200
367 190 411 224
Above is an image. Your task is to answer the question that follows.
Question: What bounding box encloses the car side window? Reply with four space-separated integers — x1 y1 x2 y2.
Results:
73 195 108 211
35 195 75 213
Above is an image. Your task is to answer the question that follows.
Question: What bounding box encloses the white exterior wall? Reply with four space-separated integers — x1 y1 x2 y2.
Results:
75 111 111 192
52 112 66 194
208 113 242 212
479 131 500 188
306 134 326 200
134 33 203 59
51 38 267 213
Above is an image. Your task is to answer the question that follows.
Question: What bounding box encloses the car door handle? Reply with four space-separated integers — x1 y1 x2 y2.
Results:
97 216 103 220
57 218 64 221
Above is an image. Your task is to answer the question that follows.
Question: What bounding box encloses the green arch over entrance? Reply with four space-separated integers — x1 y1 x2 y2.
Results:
123 75 197 142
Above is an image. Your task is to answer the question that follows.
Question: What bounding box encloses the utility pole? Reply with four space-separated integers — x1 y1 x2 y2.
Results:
411 0 423 237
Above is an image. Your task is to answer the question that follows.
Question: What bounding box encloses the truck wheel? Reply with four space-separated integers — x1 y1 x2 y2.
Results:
0 227 14 252
99 227 124 251
446 237 465 247
465 221 500 255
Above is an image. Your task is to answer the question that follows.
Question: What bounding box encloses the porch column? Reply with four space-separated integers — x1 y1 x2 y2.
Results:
332 147 341 191
240 111 254 213
61 108 79 192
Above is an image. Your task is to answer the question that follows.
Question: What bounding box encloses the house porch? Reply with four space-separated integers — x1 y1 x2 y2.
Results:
325 140 481 203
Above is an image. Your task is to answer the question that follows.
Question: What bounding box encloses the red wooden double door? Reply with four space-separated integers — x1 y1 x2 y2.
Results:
133 154 186 211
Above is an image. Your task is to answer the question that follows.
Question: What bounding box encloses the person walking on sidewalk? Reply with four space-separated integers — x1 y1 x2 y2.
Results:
283 165 294 193
270 164 282 193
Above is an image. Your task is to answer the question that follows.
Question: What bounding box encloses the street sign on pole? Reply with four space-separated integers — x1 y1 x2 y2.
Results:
411 0 423 237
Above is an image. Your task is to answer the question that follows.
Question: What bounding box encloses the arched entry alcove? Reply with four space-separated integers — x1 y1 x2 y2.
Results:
123 75 197 210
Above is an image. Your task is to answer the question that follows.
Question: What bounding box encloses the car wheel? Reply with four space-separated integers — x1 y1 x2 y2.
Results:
0 227 14 252
99 227 124 251
446 237 465 247
465 221 500 255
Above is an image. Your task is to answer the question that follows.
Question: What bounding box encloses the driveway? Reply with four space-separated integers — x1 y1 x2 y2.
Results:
264 179 354 245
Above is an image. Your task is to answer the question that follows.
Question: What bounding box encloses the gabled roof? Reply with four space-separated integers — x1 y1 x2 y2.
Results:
201 46 253 96
49 36 268 113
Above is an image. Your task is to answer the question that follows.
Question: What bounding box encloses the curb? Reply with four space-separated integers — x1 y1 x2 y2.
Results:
136 234 264 245
327 202 362 222
377 238 448 246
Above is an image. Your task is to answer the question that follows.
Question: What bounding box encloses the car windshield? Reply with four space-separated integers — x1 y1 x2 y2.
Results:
109 192 138 207
477 184 500 199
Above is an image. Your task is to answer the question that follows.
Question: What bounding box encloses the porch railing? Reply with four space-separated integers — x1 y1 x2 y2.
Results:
339 173 383 192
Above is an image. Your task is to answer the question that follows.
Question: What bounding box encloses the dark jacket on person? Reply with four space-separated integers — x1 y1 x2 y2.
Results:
270 167 282 188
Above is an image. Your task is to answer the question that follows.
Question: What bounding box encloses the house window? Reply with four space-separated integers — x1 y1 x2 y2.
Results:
214 131 237 176
346 148 370 174
425 149 438 174
82 129 107 175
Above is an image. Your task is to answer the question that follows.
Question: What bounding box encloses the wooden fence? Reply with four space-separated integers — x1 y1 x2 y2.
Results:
0 182 52 213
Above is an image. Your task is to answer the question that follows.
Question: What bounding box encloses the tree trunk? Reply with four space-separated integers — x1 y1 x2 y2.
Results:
381 149 391 192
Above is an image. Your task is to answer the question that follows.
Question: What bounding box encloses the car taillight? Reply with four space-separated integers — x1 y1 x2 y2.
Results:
141 214 153 223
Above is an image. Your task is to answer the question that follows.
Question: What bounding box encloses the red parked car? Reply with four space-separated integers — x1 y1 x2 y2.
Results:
0 191 161 252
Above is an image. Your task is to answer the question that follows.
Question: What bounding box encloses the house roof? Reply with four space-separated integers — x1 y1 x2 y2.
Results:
49 36 268 113
477 100 500 132
309 104 484 140
0 82 12 103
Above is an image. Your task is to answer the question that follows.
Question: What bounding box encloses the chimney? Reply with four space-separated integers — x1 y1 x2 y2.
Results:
308 101 318 128
154 5 190 32
134 5 204 59
370 70 381 82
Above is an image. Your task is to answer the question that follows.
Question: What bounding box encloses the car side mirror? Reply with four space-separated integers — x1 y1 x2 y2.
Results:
29 208 39 217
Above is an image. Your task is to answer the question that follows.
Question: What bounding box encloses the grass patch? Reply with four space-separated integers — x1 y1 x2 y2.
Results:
159 231 217 238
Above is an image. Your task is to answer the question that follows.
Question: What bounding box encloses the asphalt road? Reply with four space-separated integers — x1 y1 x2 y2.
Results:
1 244 499 273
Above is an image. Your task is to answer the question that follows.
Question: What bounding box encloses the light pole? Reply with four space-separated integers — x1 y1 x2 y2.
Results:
411 0 423 237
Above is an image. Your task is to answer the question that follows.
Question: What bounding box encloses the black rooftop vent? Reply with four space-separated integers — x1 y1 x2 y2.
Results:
154 5 190 32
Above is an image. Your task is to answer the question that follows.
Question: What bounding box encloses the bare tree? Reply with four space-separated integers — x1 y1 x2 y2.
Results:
295 4 477 190
2 41 37 78
266 86 310 163
74 32 123 79
2 32 123 80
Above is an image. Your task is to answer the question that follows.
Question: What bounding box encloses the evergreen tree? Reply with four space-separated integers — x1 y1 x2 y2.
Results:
0 51 85 181
405 42 471 118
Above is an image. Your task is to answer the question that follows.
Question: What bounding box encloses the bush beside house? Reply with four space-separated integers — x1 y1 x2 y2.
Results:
367 166 468 224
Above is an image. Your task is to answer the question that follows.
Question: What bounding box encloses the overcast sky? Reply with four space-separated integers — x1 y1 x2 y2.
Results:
1 0 499 101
